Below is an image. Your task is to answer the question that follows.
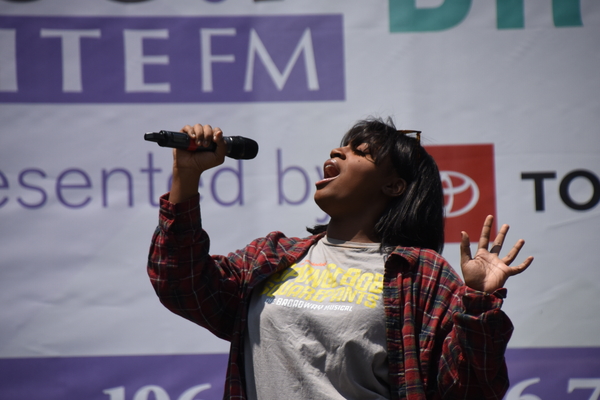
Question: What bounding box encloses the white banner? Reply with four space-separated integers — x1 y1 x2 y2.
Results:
1 0 599 398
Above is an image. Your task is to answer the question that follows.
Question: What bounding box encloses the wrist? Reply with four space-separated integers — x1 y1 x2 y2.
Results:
169 168 201 204
460 287 507 315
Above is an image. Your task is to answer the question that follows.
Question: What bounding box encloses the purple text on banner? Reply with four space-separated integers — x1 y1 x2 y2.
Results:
1 348 599 399
0 15 345 103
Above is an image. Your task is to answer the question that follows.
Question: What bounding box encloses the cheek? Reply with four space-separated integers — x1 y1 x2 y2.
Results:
355 168 387 189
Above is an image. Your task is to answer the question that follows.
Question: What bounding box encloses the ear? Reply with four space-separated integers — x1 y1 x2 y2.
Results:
382 177 406 197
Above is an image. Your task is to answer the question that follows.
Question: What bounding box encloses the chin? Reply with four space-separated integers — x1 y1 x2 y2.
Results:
313 191 336 217
313 190 326 207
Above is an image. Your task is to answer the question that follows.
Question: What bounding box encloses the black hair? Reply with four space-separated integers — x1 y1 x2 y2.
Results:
308 117 445 253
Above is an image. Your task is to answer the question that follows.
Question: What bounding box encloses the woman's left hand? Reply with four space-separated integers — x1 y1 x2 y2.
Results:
460 215 534 293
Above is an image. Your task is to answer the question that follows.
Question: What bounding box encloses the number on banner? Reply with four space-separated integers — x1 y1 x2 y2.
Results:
505 378 542 400
568 379 600 400
178 384 212 400
104 387 125 400
133 386 169 400
103 384 211 400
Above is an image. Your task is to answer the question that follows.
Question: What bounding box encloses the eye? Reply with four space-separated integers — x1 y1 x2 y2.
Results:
353 143 370 156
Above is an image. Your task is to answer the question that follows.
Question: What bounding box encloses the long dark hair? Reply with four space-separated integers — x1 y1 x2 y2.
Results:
308 117 445 253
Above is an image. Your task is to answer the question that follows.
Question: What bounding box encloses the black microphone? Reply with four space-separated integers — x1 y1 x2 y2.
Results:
144 130 259 160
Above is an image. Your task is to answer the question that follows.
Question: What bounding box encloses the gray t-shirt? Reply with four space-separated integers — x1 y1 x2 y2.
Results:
244 237 391 399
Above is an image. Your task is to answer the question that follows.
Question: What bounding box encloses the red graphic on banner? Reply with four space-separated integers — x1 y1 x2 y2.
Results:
425 144 496 244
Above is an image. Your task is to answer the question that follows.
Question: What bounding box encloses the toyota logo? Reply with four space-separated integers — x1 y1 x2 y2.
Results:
440 171 480 217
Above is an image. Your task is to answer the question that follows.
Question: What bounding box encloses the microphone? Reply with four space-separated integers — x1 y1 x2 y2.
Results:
144 130 259 160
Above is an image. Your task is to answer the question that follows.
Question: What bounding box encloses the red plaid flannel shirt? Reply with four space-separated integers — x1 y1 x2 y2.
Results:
148 194 513 400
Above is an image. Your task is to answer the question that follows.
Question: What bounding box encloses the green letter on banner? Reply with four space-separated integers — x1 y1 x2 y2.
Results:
497 0 524 29
389 0 471 32
552 0 583 27
497 0 582 29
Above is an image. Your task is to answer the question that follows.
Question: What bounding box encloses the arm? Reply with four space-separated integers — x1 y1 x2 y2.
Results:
435 216 533 399
147 123 312 339
147 123 245 340
148 192 251 340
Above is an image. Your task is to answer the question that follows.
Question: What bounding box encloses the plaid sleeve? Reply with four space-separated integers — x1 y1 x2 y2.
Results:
437 286 513 400
147 193 251 341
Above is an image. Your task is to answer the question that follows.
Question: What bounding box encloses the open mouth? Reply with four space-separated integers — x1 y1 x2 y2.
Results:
316 159 340 187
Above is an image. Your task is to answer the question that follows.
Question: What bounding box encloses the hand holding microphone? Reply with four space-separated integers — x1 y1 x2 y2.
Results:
146 124 257 203
144 127 259 160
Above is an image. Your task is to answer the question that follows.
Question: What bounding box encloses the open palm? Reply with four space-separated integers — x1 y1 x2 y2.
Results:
460 215 533 293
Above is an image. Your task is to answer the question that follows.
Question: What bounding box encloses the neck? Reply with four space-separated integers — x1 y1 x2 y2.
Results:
325 215 380 243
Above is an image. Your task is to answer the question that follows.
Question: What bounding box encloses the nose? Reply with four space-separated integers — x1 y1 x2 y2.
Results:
330 146 347 159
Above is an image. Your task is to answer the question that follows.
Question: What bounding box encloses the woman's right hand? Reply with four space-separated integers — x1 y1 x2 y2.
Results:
169 124 227 204
174 124 227 173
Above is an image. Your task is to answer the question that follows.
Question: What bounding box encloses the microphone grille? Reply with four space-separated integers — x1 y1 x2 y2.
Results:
226 136 259 160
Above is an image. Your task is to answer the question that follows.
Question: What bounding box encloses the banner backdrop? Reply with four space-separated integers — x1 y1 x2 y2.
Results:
1 0 599 399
